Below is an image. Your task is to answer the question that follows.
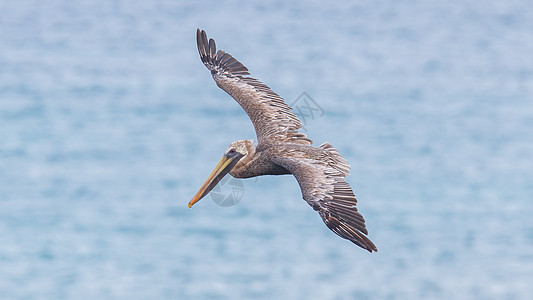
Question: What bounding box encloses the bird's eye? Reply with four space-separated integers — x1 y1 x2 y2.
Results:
228 149 236 154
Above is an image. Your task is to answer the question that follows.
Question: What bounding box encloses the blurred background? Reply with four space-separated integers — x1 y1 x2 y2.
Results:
1 0 532 299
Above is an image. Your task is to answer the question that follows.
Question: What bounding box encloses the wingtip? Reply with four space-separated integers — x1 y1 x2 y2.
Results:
355 233 378 253
196 28 204 43
361 232 378 253
196 28 212 64
367 242 378 253
194 29 251 76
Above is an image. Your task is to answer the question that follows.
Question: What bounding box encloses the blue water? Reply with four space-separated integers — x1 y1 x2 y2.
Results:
1 1 532 299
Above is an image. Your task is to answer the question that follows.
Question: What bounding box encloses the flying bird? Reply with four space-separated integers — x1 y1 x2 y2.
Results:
189 29 377 252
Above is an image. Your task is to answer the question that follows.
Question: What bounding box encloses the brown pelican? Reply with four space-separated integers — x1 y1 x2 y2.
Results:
189 29 377 252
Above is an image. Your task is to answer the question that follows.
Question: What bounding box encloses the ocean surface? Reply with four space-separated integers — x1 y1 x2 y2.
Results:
1 1 532 299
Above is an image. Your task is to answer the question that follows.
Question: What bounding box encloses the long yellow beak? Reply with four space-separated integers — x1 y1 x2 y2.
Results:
188 154 239 208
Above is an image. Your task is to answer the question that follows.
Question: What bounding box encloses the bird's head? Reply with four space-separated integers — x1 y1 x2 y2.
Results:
188 140 254 208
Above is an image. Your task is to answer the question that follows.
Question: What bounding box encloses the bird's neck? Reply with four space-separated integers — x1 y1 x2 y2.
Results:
230 145 291 178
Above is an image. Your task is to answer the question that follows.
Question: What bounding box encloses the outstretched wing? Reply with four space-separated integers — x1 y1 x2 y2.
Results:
196 29 311 145
273 143 377 252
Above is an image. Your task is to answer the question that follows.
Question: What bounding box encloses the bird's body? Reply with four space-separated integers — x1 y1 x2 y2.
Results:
189 29 377 252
